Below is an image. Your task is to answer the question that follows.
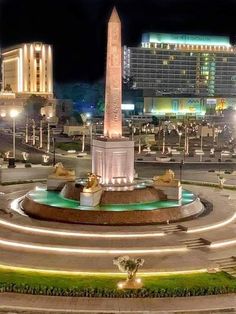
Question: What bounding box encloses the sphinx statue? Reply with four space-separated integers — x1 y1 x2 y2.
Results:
83 173 101 192
48 162 76 181
153 169 175 185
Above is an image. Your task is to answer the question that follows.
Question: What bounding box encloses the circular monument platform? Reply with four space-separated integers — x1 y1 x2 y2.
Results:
21 187 204 225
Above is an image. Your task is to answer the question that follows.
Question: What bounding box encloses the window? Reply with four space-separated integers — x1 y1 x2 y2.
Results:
163 60 168 65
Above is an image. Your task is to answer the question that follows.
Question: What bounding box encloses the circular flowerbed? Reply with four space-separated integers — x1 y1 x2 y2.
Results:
0 267 236 298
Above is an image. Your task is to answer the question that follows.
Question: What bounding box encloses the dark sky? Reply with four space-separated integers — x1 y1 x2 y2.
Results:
1 0 236 83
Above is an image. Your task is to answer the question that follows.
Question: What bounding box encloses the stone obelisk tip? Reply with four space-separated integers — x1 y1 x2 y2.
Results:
109 7 120 23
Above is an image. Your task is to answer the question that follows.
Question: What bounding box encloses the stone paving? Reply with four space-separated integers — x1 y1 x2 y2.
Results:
0 293 236 313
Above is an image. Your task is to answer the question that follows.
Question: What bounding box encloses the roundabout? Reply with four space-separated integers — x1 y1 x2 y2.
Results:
0 182 235 273
0 7 236 313
0 181 235 312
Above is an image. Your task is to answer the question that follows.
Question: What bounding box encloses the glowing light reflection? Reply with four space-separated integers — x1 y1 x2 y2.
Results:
0 237 187 254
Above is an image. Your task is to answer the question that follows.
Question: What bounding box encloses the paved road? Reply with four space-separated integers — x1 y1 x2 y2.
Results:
2 131 236 184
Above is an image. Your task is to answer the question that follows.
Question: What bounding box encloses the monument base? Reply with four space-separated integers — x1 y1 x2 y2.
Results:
80 188 103 207
92 138 134 186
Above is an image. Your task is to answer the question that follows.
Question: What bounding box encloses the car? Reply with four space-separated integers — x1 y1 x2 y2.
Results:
156 156 171 162
224 170 233 174
221 151 231 157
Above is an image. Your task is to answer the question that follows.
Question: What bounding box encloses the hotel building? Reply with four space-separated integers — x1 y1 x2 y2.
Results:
123 33 236 116
0 42 73 121
2 42 53 97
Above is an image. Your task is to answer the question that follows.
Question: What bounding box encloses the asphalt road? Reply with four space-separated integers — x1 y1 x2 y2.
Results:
1 132 236 183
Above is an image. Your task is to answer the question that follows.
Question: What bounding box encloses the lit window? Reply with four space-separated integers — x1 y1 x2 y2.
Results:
163 60 168 65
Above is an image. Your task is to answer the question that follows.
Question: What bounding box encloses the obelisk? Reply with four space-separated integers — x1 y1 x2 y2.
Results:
92 7 134 186
103 7 122 138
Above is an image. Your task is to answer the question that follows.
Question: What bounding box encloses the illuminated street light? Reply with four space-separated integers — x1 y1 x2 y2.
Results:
9 109 19 159
39 120 43 148
47 122 50 153
32 119 36 146
162 128 166 154
178 131 182 148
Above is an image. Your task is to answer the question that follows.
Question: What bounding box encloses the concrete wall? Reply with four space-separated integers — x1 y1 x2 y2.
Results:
0 166 53 183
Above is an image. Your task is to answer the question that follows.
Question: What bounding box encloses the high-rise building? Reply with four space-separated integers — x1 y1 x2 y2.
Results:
123 33 236 98
1 42 53 97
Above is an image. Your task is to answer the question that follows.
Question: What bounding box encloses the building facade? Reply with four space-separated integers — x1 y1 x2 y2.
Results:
123 33 236 98
2 42 53 97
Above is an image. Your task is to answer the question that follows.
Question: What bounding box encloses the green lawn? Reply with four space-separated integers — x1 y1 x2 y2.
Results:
0 267 236 296
55 142 82 151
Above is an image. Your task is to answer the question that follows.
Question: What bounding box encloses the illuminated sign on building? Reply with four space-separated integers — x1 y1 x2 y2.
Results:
142 33 231 47
121 103 135 110
144 97 206 116
206 99 217 105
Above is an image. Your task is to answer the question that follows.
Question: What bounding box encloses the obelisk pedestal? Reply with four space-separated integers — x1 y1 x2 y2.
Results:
92 138 134 186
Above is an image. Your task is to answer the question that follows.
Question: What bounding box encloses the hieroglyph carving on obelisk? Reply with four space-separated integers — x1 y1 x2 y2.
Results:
104 7 122 138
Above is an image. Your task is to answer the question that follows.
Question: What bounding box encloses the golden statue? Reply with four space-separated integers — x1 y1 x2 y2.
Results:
153 169 175 184
83 173 101 192
49 162 76 181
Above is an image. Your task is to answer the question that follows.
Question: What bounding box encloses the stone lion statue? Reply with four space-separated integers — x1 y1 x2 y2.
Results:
49 162 76 180
153 169 175 184
83 173 101 192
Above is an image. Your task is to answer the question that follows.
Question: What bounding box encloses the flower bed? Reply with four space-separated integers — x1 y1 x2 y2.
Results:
0 268 236 298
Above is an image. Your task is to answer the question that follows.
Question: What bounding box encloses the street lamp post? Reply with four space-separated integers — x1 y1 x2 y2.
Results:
184 127 189 156
52 137 56 166
25 119 29 144
178 131 182 148
10 109 18 159
32 119 36 146
162 128 166 154
179 159 184 183
47 122 50 153
39 120 43 148
200 126 203 162
81 132 85 153
218 158 221 175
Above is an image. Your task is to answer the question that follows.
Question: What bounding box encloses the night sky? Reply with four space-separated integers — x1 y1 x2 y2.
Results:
1 0 236 83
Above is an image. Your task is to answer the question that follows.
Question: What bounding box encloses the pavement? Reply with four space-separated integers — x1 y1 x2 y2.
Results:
0 293 236 313
0 183 235 273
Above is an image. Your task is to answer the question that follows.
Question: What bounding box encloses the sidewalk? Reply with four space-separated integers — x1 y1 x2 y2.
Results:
0 293 235 313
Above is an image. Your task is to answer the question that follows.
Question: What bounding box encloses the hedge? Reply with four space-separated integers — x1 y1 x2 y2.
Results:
0 282 235 297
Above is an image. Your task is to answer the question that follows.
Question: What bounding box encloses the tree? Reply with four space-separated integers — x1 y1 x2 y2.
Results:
152 116 159 126
72 111 83 124
25 95 47 119
113 255 144 280
96 98 105 114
